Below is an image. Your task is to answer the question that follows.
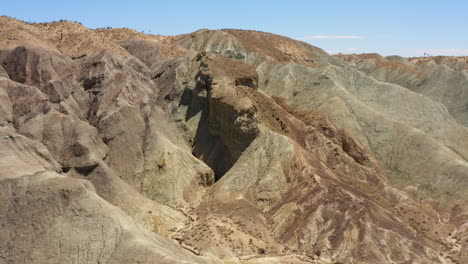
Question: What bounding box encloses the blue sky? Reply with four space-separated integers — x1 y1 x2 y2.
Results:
2 0 467 57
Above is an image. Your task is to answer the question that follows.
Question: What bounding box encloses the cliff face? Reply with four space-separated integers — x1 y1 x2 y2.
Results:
0 17 466 264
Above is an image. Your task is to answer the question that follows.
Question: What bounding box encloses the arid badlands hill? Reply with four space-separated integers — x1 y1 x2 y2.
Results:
0 16 467 264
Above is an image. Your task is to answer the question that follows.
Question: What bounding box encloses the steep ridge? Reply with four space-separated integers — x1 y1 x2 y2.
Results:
336 53 468 127
0 17 466 264
178 28 468 210
147 46 460 263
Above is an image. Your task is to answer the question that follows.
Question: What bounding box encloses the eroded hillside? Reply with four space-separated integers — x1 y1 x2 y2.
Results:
0 16 467 264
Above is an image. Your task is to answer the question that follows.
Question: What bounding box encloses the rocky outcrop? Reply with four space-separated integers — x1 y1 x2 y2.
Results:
187 53 260 178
